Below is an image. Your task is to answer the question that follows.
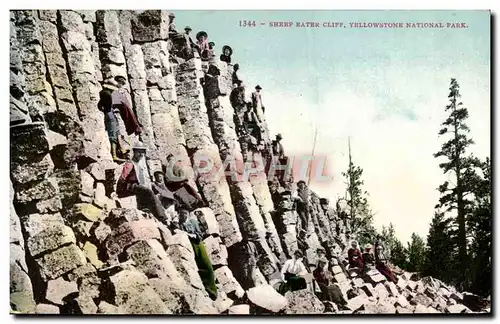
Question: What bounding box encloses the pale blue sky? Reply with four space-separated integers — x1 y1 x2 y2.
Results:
173 10 490 242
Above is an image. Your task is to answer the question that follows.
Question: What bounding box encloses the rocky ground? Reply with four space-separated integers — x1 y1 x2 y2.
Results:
9 10 491 315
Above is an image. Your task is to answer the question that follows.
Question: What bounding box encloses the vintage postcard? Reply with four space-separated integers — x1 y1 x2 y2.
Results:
9 9 491 315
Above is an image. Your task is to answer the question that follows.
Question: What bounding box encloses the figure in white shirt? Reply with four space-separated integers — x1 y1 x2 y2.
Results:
279 250 308 294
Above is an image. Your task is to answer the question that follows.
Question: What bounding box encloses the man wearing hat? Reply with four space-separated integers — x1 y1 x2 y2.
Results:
220 45 233 64
195 31 210 60
295 180 310 235
208 41 215 57
182 26 196 59
232 63 242 86
116 144 168 224
271 133 285 159
98 83 125 163
362 243 376 270
230 80 247 134
152 170 177 226
251 84 266 116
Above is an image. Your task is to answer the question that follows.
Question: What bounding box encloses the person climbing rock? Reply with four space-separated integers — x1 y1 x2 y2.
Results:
348 240 364 270
178 208 218 301
242 102 262 149
220 45 232 64
279 250 308 294
116 144 168 224
112 76 142 137
295 180 310 235
375 243 397 283
165 153 204 210
98 86 127 163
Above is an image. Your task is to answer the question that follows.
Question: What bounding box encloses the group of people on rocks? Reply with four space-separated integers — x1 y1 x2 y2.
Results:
168 13 234 63
348 239 397 283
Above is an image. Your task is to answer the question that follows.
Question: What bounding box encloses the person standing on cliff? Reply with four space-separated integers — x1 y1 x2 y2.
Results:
271 133 285 159
182 26 196 59
220 45 233 64
208 41 215 57
112 76 142 138
230 80 247 135
251 84 266 115
295 180 310 235
116 145 169 224
98 84 127 163
168 13 177 37
202 65 223 103
232 63 242 86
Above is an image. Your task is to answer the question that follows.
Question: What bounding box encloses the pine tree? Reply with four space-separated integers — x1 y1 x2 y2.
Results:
342 138 374 238
390 238 408 269
434 78 480 288
468 157 492 296
423 212 458 284
406 233 426 273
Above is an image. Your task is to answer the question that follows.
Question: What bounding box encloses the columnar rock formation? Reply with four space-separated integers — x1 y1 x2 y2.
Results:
10 10 488 315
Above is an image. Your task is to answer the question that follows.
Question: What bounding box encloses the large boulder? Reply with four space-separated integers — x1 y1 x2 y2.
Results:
284 290 325 314
247 284 288 313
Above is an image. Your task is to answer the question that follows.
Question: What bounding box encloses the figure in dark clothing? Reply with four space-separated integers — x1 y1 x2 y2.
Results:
182 26 196 59
152 171 177 209
232 64 242 86
208 42 215 57
348 240 364 269
113 76 142 136
98 87 126 163
375 243 397 283
116 145 168 224
230 80 247 135
361 244 375 271
178 209 218 301
202 65 222 102
243 102 262 143
220 45 233 64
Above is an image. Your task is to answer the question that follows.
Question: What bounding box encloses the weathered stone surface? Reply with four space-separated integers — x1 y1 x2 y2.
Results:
45 277 78 305
396 305 414 314
347 294 368 311
97 301 120 314
410 292 433 307
35 304 60 314
364 300 397 314
94 222 112 243
214 266 245 299
203 236 228 267
15 178 59 204
82 241 104 269
363 269 387 285
446 304 470 314
105 219 161 259
131 10 170 42
284 290 325 314
228 304 250 314
35 244 87 280
247 284 288 313
27 222 76 257
73 203 103 222
193 207 220 237
11 154 54 184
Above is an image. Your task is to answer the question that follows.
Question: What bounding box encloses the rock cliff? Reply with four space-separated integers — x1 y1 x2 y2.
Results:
9 10 488 315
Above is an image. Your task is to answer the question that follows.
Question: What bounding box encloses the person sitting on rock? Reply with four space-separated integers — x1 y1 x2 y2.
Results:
375 243 397 283
98 86 127 163
152 170 178 226
165 153 204 210
361 243 375 271
195 31 210 61
220 45 232 64
348 240 364 270
313 257 334 300
116 144 168 224
178 208 218 301
112 76 142 138
279 250 308 294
